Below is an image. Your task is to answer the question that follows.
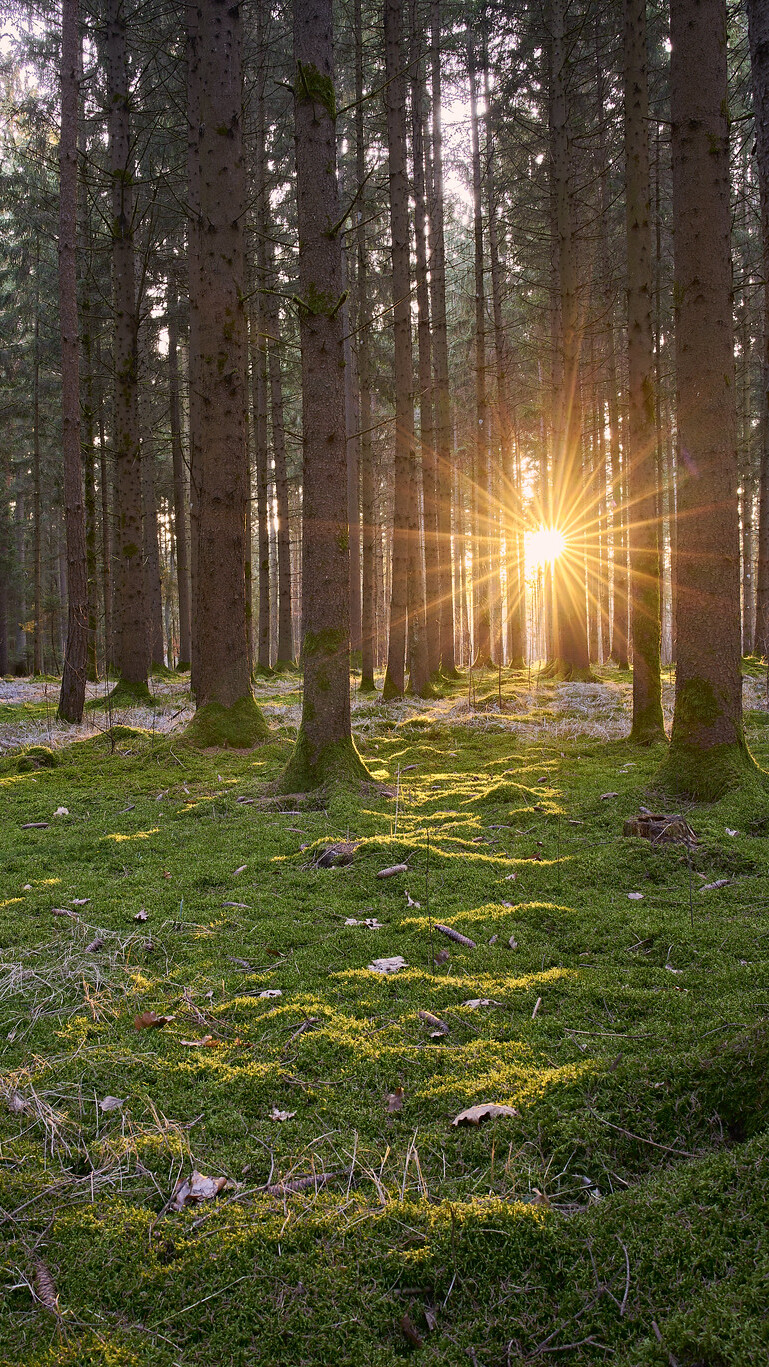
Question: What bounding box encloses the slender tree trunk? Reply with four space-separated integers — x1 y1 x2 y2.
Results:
95 333 111 671
468 34 492 667
663 0 752 796
429 0 456 675
140 403 165 670
33 241 43 675
624 0 664 741
58 0 88 722
107 0 147 697
263 245 295 667
168 270 191 668
382 0 430 698
186 0 267 745
251 303 271 673
749 0 769 659
356 0 376 692
280 0 369 788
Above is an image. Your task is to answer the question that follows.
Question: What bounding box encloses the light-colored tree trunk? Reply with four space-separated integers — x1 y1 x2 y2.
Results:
185 0 267 746
624 0 664 742
662 0 755 797
58 0 88 722
468 34 493 668
168 268 191 669
748 0 769 659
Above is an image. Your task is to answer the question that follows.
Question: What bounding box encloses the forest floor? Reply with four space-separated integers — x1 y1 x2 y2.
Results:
1 664 769 1366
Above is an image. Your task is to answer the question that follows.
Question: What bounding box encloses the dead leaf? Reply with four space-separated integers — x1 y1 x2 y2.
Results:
505 872 517 881
180 1035 215 1046
233 864 247 874
85 937 105 953
531 1188 551 1207
258 989 282 998
386 1086 404 1113
435 948 450 965
134 909 148 922
488 934 498 945
376 863 408 879
53 807 69 817
700 879 730 892
424 1305 438 1332
451 1102 519 1127
419 1010 449 1036
508 936 518 949
269 1106 296 1122
400 1313 424 1349
600 792 619 800
725 828 739 837
345 916 383 928
7 1091 28 1114
162 871 172 879
71 898 91 906
134 1010 174 1030
405 890 421 908
171 1169 227 1211
52 907 77 918
627 892 644 901
368 956 407 974
462 998 501 1009
222 901 248 908
99 1096 125 1112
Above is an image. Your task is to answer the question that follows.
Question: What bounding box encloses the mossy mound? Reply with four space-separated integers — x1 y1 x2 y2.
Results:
185 694 269 749
16 744 60 773
86 679 153 710
277 731 372 793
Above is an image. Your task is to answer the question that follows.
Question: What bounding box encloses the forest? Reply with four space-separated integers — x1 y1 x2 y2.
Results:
1 0 769 1362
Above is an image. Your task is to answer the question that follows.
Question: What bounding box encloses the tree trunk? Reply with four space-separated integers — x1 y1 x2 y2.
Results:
140 403 165 670
624 0 664 742
429 0 457 675
468 34 493 668
749 0 769 659
356 0 376 693
264 245 295 667
662 0 754 797
185 0 267 746
57 0 88 722
382 0 431 699
107 0 148 700
168 269 191 669
280 0 369 788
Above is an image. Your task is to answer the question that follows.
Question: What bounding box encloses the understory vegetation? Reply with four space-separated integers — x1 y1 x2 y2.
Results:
1 667 769 1366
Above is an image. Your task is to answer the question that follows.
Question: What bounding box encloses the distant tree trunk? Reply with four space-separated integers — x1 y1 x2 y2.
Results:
58 0 88 722
411 0 439 677
107 0 148 699
33 242 43 675
624 0 664 742
279 0 369 788
81 273 99 682
356 0 376 693
429 0 457 675
251 302 271 673
95 332 111 670
168 269 191 669
662 0 755 797
264 246 295 667
140 403 165 670
382 0 431 698
748 0 769 659
185 0 267 746
549 0 590 677
186 5 201 695
468 34 493 668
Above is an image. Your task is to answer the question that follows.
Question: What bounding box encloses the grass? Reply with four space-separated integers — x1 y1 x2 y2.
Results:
1 666 769 1365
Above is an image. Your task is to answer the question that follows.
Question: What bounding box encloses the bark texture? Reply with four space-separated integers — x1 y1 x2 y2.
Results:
748 0 769 659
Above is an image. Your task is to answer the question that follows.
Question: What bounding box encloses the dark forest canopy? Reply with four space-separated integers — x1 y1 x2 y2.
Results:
0 0 766 798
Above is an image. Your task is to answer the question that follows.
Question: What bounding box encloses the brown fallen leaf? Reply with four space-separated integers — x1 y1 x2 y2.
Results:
269 1106 296 1122
531 1188 551 1207
434 948 450 965
386 1086 404 1113
99 1095 125 1111
7 1091 28 1115
180 1035 215 1047
451 1102 519 1127
171 1169 227 1211
134 909 148 922
134 1010 174 1030
71 898 91 906
419 1010 449 1036
424 1305 439 1333
508 936 518 949
400 1313 424 1349
52 907 77 918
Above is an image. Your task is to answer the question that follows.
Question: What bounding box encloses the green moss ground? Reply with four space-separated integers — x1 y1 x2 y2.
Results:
1 668 769 1364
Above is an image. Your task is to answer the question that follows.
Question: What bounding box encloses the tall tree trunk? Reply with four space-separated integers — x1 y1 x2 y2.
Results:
356 0 376 692
107 0 147 698
663 0 753 797
429 0 456 675
251 303 271 673
186 0 267 746
33 240 43 675
140 401 165 670
168 269 191 668
549 0 590 677
624 0 664 741
749 0 769 659
280 0 369 788
95 332 112 671
468 34 493 667
264 244 295 667
58 0 88 722
382 0 431 698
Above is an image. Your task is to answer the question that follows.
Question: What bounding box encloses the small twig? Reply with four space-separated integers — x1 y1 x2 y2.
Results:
587 1108 698 1158
618 1239 631 1316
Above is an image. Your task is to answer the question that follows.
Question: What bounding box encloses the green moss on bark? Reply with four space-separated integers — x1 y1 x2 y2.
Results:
185 695 269 749
656 736 764 802
277 729 372 793
629 701 666 746
86 679 153 710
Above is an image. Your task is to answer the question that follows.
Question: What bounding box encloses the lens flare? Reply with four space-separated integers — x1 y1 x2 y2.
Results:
525 526 566 573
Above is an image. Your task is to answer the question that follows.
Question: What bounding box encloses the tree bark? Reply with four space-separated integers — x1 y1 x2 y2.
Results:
168 267 191 669
355 0 376 692
748 0 769 660
57 0 88 722
624 0 664 742
662 0 754 797
185 0 267 746
468 34 492 668
280 0 369 788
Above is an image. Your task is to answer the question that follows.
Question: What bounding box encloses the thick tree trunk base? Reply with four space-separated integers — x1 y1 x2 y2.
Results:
439 665 462 681
408 678 436 700
185 695 269 749
630 703 667 746
252 664 274 680
87 678 153 710
382 670 404 700
540 657 597 682
176 661 191 673
358 675 377 694
273 658 299 674
610 652 630 670
655 737 764 802
277 730 371 793
508 656 526 671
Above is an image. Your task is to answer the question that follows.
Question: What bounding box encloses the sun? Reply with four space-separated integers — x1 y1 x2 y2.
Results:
525 526 566 574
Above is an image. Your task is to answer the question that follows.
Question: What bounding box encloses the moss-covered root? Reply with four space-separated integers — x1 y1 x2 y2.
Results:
630 703 667 747
277 729 371 793
185 694 270 749
655 739 765 802
86 678 153 710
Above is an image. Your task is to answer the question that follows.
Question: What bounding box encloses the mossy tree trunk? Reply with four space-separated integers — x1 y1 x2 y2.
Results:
279 0 369 789
57 0 88 723
185 0 267 748
748 0 769 661
661 0 755 798
623 0 665 744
